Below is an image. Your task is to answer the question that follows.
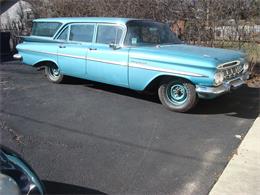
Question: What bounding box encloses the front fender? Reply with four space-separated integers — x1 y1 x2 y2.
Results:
128 65 213 91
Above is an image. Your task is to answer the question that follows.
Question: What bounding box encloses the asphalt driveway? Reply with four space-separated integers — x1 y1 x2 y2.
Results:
1 61 259 194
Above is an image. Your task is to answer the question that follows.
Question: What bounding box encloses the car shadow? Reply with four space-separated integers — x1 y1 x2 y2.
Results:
190 85 259 119
62 77 259 119
63 76 161 104
42 180 107 195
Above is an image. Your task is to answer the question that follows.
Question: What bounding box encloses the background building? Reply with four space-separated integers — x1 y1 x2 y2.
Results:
1 0 33 57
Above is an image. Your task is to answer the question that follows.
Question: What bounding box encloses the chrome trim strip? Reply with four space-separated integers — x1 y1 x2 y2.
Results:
19 49 127 66
20 48 208 77
58 52 86 60
20 48 58 56
87 57 127 66
129 62 207 77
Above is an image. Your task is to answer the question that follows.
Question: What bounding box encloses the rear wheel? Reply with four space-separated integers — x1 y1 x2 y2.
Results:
45 63 64 83
158 79 198 112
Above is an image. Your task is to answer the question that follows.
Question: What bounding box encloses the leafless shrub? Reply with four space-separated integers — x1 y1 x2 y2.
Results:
22 0 260 62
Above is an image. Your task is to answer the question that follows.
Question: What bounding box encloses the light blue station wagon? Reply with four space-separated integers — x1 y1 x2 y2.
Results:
14 17 250 112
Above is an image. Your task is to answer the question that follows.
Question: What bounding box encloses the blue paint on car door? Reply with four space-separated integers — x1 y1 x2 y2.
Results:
57 23 95 78
86 24 129 87
58 43 88 78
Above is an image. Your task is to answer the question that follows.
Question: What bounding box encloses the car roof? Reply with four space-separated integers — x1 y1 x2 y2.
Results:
33 17 146 25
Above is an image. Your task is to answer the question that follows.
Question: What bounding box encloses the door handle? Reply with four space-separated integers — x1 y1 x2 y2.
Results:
89 48 97 51
59 45 66 48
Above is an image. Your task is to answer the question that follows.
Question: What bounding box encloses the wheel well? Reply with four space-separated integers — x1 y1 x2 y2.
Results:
33 61 58 69
145 75 193 92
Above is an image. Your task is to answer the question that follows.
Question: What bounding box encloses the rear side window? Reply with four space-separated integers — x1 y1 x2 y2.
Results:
32 22 61 37
96 25 123 44
69 24 94 42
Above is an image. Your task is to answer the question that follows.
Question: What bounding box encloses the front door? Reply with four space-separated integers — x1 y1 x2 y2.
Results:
87 24 129 87
57 23 95 78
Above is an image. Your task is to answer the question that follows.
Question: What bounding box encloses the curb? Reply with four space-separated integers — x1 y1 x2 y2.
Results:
209 116 260 195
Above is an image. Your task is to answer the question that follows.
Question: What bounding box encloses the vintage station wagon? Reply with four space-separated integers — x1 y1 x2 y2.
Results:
14 17 250 112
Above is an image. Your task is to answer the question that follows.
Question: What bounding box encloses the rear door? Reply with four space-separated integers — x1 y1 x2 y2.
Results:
57 23 95 78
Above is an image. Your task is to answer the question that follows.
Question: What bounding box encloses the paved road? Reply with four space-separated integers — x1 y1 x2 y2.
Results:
1 61 259 194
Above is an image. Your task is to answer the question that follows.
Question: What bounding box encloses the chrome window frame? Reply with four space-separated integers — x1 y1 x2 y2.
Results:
56 26 69 41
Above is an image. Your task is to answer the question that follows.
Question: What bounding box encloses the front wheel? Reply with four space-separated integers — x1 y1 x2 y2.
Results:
45 64 64 83
158 79 198 112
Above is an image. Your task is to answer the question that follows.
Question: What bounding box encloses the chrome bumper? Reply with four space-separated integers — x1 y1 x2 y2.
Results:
196 73 250 99
13 54 22 60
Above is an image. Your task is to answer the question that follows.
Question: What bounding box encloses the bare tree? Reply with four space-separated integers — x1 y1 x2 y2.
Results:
24 0 260 63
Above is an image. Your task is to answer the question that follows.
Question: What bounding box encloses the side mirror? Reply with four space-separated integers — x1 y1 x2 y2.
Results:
109 43 121 50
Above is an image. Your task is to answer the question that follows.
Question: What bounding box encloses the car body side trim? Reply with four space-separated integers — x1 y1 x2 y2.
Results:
87 57 127 66
58 52 86 60
19 49 127 66
19 49 208 77
129 62 208 77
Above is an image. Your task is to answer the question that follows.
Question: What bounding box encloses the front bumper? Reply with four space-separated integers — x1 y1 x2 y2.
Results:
196 73 250 99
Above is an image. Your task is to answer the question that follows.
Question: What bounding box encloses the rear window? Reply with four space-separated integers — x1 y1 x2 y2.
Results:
32 22 62 37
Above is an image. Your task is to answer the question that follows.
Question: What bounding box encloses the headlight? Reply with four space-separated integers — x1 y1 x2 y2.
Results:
243 63 249 73
214 72 224 86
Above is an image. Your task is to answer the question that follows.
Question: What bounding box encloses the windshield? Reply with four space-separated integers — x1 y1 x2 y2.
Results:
125 20 182 46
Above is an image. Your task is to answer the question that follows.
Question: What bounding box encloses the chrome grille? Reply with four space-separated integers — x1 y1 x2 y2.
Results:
219 61 243 80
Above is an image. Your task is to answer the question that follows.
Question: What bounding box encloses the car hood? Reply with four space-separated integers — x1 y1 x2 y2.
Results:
130 44 245 68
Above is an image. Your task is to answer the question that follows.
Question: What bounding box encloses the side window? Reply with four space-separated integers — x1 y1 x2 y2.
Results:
96 25 123 44
57 27 68 41
69 24 94 42
32 22 62 37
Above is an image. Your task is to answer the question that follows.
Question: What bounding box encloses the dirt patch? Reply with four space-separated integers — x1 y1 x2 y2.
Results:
0 120 23 144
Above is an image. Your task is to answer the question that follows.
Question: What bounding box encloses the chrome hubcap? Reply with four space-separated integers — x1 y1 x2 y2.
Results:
52 68 59 76
49 66 60 78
